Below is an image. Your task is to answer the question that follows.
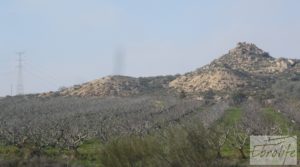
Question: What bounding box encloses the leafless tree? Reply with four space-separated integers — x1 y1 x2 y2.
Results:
207 125 230 159
230 123 251 159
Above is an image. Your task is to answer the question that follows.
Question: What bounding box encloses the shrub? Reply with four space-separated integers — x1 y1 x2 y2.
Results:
100 136 163 167
230 91 247 105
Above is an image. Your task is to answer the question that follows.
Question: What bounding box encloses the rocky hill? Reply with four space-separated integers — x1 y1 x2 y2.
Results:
40 75 176 97
40 42 300 97
170 42 300 94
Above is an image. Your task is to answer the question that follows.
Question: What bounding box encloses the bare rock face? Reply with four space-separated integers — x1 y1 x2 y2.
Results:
213 42 277 74
274 58 297 72
228 42 268 56
169 42 299 94
169 67 247 92
60 76 141 97
55 75 176 97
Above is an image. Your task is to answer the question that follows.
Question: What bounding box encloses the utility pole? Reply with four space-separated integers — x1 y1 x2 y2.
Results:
10 84 13 96
16 52 25 95
113 47 125 75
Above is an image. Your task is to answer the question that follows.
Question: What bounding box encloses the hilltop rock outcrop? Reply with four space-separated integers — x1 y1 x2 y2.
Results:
169 42 299 93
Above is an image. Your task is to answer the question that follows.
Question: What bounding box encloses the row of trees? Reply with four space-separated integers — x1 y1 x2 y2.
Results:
0 87 298 166
99 99 296 167
0 95 228 159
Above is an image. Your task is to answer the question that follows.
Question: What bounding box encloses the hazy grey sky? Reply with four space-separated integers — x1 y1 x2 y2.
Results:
0 0 300 96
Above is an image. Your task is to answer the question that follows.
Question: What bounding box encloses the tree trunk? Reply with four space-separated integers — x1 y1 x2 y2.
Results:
216 149 222 159
239 148 247 159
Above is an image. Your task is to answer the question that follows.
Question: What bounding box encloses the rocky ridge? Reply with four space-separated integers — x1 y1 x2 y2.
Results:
169 42 300 93
40 42 300 97
40 75 176 97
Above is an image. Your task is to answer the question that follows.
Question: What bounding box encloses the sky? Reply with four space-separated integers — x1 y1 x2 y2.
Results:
0 0 300 96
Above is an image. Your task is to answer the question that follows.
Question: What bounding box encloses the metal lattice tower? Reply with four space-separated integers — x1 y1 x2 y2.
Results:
16 52 25 95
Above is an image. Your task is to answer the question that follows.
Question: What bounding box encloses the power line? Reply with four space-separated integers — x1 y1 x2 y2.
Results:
23 67 60 88
25 61 62 84
0 70 15 76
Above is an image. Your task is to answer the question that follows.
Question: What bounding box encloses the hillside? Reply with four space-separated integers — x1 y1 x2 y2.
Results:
42 42 300 98
170 42 300 94
40 75 176 97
